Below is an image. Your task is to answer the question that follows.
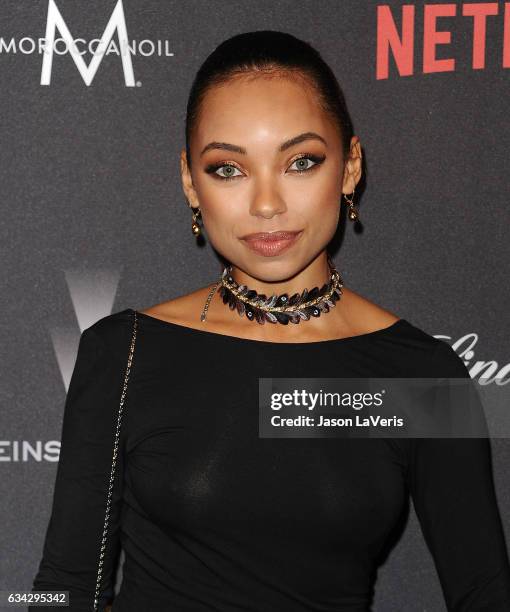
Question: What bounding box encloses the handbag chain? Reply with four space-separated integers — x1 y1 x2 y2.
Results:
93 309 138 611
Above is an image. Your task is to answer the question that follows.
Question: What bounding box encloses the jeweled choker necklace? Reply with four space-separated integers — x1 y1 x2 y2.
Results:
200 255 343 325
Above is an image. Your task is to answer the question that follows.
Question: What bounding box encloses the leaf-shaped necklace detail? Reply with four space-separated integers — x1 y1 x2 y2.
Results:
200 254 343 325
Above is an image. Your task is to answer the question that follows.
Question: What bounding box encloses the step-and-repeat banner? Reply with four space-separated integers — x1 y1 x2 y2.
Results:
1 1 509 610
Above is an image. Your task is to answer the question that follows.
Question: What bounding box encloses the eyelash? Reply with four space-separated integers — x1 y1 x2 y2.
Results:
204 153 326 182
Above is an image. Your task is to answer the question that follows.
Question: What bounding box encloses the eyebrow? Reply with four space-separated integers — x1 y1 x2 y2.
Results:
199 131 327 157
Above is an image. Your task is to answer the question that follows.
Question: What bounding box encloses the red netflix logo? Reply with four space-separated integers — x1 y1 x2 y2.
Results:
376 2 510 78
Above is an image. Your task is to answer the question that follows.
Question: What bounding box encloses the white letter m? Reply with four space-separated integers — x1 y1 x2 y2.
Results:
41 0 135 86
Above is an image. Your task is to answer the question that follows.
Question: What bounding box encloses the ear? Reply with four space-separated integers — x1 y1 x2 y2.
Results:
341 137 363 195
180 149 199 207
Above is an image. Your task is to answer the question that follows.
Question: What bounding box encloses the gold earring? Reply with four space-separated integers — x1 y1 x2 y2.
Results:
187 201 202 236
343 186 359 222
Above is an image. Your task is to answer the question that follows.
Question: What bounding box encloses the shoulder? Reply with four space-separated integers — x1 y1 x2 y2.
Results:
136 284 403 337
137 285 216 327
81 308 137 361
341 288 470 377
429 336 471 378
135 284 402 339
338 286 400 333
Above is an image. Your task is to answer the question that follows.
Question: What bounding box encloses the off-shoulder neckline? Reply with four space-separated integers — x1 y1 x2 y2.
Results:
126 308 409 347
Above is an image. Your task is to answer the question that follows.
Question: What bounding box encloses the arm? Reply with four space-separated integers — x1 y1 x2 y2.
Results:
30 326 126 612
407 340 510 611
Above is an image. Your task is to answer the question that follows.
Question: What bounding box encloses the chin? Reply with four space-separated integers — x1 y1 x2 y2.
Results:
236 257 310 283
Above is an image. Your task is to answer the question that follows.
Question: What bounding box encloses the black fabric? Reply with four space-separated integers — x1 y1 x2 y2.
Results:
30 308 510 611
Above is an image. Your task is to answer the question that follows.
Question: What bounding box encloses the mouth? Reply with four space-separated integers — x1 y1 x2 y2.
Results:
240 230 304 257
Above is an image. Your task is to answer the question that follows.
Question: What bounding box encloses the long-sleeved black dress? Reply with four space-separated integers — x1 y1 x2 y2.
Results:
30 308 510 611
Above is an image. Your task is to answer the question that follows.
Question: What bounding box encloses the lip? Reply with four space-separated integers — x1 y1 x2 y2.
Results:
240 230 303 257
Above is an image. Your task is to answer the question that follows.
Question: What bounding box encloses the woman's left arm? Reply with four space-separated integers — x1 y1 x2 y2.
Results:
407 341 510 611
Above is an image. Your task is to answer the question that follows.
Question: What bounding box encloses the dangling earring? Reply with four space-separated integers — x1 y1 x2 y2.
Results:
343 185 359 222
187 201 202 236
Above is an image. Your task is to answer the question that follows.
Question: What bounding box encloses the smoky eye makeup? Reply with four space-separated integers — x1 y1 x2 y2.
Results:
204 161 243 181
204 152 327 182
288 153 326 173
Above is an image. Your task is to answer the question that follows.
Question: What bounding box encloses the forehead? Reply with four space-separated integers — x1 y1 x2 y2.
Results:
193 74 337 149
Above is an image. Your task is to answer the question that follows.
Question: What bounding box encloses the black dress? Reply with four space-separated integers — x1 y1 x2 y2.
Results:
30 308 510 611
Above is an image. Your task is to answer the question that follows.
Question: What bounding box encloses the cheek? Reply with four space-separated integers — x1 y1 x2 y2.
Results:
295 192 341 231
290 170 342 217
197 198 244 253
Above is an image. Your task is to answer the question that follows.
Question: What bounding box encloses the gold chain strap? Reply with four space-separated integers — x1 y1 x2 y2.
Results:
93 310 138 611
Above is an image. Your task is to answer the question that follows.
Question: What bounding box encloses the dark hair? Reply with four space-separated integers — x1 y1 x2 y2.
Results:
185 30 354 169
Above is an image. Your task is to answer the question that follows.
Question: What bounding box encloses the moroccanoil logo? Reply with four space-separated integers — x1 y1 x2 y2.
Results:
0 0 174 87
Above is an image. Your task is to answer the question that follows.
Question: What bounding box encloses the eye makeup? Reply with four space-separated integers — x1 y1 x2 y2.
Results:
204 152 326 182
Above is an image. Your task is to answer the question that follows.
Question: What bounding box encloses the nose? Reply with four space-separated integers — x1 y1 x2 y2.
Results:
249 181 287 219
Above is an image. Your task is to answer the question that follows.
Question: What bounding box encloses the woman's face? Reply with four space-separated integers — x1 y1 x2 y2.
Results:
181 72 361 285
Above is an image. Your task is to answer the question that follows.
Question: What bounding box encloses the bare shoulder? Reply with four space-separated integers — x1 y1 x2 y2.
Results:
137 285 218 326
137 283 401 337
339 286 401 334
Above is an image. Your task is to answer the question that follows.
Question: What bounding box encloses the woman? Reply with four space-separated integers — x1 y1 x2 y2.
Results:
31 30 510 611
